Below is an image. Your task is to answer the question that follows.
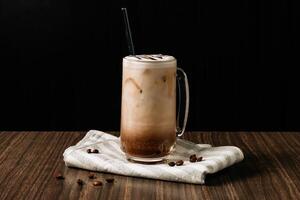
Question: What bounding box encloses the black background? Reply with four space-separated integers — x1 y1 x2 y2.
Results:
0 0 299 131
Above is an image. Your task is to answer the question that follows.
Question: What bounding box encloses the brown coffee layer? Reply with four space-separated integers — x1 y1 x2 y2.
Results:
121 130 176 158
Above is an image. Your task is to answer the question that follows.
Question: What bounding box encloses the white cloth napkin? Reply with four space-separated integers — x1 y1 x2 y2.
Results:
63 130 244 184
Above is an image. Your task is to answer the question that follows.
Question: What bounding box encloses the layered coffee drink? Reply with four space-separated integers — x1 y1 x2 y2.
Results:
121 55 177 161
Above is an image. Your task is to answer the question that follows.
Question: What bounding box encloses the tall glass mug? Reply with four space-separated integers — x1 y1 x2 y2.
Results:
120 54 189 162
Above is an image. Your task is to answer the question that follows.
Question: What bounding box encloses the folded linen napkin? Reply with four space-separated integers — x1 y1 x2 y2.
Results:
63 130 244 184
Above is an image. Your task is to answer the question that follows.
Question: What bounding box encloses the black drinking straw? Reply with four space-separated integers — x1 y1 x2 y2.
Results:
121 8 135 55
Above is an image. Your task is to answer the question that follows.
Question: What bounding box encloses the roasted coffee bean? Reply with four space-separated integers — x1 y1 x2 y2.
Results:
55 173 64 180
93 181 103 186
175 160 184 166
77 179 84 185
197 157 203 162
106 178 115 183
92 149 99 153
189 154 197 162
190 157 197 162
168 161 176 167
87 149 92 153
88 173 96 179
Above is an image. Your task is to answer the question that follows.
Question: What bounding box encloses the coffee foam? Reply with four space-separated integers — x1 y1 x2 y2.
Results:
123 55 176 69
124 54 175 62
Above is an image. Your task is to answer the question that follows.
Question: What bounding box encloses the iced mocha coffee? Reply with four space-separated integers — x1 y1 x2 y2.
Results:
121 55 177 160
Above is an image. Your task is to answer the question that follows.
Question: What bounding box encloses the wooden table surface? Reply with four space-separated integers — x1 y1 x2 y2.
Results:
0 131 299 200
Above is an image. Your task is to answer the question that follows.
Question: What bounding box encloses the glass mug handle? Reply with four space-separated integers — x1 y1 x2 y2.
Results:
176 67 190 137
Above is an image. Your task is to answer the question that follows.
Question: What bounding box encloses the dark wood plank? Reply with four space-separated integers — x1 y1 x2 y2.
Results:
0 132 299 200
